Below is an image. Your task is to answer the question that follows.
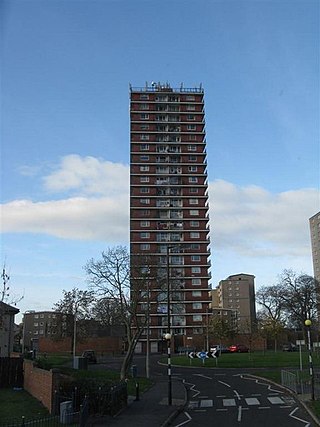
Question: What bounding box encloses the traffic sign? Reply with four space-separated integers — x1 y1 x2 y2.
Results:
188 350 219 359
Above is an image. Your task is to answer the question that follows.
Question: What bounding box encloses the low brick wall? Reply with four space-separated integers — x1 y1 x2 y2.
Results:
24 360 60 413
39 336 123 355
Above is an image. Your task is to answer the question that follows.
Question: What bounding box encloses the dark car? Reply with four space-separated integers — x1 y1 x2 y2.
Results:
282 343 297 352
82 350 97 363
229 344 249 353
210 345 230 354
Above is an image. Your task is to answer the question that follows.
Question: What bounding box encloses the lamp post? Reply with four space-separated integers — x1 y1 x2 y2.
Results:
305 319 315 400
166 245 172 405
164 332 172 405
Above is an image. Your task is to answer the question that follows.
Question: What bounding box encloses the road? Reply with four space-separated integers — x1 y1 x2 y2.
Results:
146 355 317 427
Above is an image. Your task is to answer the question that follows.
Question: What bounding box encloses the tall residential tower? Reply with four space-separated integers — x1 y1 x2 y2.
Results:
130 82 211 352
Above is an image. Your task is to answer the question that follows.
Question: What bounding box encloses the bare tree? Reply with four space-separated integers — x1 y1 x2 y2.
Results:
1 265 24 306
53 287 94 355
85 246 152 380
256 285 286 351
277 270 319 338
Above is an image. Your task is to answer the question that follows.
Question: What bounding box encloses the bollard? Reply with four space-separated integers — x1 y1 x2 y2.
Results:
135 382 140 401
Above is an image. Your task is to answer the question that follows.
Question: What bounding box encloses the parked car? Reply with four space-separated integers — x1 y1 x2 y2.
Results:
210 345 230 354
282 343 297 352
82 350 97 363
229 344 249 353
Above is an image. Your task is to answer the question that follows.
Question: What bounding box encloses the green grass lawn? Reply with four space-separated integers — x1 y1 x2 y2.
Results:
0 388 50 422
170 350 320 369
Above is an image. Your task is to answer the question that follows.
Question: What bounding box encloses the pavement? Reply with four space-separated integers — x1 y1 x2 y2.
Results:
89 377 187 427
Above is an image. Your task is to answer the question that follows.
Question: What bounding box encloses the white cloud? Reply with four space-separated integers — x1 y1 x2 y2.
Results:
1 157 319 258
1 196 129 242
209 179 319 257
43 154 129 196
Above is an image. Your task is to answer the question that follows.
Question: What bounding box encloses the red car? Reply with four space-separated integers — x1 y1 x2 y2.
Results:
229 344 249 353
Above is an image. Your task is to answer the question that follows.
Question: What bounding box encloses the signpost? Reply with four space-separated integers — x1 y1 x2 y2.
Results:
188 350 219 365
296 340 305 371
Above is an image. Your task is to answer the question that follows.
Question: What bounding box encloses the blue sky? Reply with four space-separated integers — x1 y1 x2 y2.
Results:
1 0 319 322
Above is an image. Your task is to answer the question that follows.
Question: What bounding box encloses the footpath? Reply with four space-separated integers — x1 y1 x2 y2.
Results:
89 377 187 427
89 354 187 427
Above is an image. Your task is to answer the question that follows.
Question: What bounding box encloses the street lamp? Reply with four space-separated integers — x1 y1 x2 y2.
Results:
164 332 172 405
166 244 173 405
304 319 315 400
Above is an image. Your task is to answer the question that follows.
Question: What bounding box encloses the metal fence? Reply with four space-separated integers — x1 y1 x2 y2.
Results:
0 382 127 427
281 369 320 398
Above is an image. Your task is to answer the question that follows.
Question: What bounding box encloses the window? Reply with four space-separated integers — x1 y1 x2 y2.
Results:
188 135 197 141
140 243 150 250
190 220 199 227
186 104 196 111
141 209 150 216
140 144 149 150
140 187 149 193
140 166 149 171
192 278 201 285
191 255 201 262
140 113 149 119
140 155 149 161
193 315 202 322
190 210 199 216
189 155 197 162
140 134 149 141
192 267 201 273
193 327 203 334
190 232 200 239
188 166 197 172
192 302 202 309
140 124 149 130
140 103 149 110
189 177 198 183
187 115 195 120
40 314 44 318
187 124 196 130
190 243 200 249
140 94 149 100
140 221 150 227
140 198 150 205
140 232 150 239
140 176 149 183
192 290 201 297
189 188 198 194
34 314 39 319
186 95 195 101
189 199 198 205
34 322 38 327
188 145 197 151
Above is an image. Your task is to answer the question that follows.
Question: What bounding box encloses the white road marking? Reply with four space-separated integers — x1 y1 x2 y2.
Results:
289 407 310 426
267 396 284 405
216 409 228 412
183 380 200 398
245 398 260 405
237 405 242 422
200 399 213 408
173 411 192 427
223 398 236 406
259 406 271 410
219 380 231 388
193 373 212 380
216 395 226 398
233 390 241 400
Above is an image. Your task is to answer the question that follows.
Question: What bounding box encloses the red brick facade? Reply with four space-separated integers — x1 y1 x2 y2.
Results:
39 336 123 355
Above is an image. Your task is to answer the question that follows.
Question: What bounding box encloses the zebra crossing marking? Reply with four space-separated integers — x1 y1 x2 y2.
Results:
245 398 260 405
267 396 284 405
